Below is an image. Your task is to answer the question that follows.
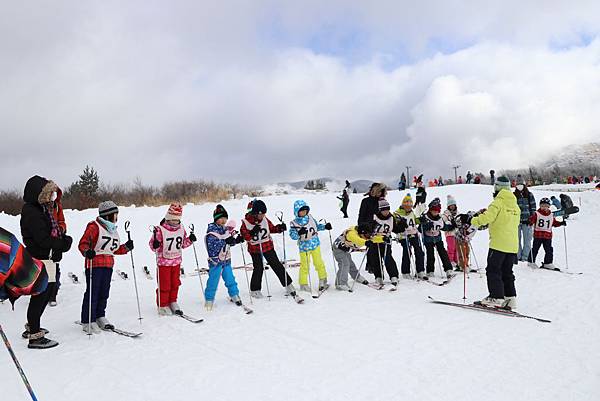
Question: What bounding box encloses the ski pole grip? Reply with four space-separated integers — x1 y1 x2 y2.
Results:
125 221 132 241
189 224 195 233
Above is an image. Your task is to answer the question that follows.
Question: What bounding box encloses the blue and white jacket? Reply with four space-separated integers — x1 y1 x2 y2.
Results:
289 200 326 253
205 223 233 266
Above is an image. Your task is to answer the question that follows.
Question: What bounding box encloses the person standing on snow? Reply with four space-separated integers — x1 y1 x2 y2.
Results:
458 176 520 309
289 200 332 293
513 179 536 263
337 189 350 218
20 175 73 348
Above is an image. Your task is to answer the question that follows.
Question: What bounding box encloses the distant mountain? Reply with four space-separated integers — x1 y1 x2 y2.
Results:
541 142 600 170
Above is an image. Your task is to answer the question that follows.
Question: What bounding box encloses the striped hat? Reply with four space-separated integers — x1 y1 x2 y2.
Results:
378 198 391 211
98 201 118 218
494 176 511 192
428 197 442 212
402 194 413 207
165 202 183 221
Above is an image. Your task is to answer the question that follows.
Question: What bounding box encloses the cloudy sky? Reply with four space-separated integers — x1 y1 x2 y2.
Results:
1 1 600 189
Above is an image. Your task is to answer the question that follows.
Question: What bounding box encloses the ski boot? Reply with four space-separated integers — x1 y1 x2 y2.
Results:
299 284 312 293
503 296 517 310
170 302 183 315
286 284 304 303
204 301 214 311
82 322 102 335
158 306 173 316
402 274 412 280
335 284 351 291
250 290 264 299
476 296 506 308
445 270 455 279
417 271 428 280
230 295 242 306
390 277 399 287
28 331 58 349
22 323 49 339
318 278 329 292
96 317 115 330
356 275 369 285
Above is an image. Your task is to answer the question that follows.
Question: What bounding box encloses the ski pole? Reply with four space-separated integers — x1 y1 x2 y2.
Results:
303 250 313 296
275 211 289 289
86 247 93 339
150 226 162 313
563 225 569 271
258 240 272 300
188 224 205 298
322 219 338 286
457 239 467 302
0 324 39 401
404 236 416 278
349 251 368 292
240 246 253 305
124 221 143 324
468 241 482 278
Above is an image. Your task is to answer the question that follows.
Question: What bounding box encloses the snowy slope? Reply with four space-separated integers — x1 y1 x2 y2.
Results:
1 185 599 401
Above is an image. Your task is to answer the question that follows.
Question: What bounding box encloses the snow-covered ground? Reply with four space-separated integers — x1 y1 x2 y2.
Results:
1 184 598 401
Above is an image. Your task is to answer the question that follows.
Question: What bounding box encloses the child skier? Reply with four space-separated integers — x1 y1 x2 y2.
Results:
393 194 426 280
528 198 566 269
331 223 374 290
442 195 458 269
204 204 244 311
240 199 303 302
149 203 196 316
78 201 134 334
420 198 454 278
367 198 406 287
289 200 332 292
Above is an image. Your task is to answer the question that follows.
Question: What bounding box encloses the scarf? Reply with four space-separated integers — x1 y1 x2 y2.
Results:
43 204 60 239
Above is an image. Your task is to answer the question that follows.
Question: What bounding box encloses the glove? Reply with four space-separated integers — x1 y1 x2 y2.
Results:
277 223 287 232
415 187 427 205
561 221 567 226
225 236 237 245
456 214 472 226
124 239 134 251
365 240 374 248
189 233 197 242
84 249 96 260
297 227 308 236
383 236 391 244
324 222 332 230
152 239 161 250
62 235 73 252
250 225 261 236
236 235 245 244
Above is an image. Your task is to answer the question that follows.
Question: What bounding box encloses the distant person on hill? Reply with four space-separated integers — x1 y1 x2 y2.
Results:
474 175 481 184
490 170 496 185
466 171 473 184
344 180 351 191
337 189 349 218
550 196 562 210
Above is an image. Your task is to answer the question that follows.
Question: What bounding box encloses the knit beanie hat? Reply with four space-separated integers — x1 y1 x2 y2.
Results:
378 198 391 211
402 194 413 207
98 201 119 218
540 197 551 206
428 198 441 212
165 202 183 221
447 195 457 207
213 204 228 221
251 199 267 215
494 176 511 192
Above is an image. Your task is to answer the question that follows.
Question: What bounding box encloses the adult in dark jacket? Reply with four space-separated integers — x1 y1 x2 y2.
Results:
20 175 73 349
358 183 387 226
513 180 536 263
337 189 349 218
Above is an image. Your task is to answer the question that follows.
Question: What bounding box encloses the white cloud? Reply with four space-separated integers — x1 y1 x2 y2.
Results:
1 1 599 190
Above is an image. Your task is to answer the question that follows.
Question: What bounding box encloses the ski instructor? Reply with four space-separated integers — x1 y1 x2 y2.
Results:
459 176 520 310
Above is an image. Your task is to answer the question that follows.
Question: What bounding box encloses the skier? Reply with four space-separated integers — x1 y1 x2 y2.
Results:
20 175 73 348
398 173 407 190
393 193 426 280
289 200 331 292
514 179 536 263
204 204 244 311
420 198 454 278
466 171 473 184
240 199 302 301
149 203 195 316
331 223 374 290
337 189 349 218
78 201 134 334
442 195 458 269
550 196 562 210
528 198 566 269
490 170 496 185
459 176 520 309
365 198 406 287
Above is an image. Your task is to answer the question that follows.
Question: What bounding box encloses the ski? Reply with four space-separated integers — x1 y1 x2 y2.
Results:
175 313 204 323
229 298 254 314
552 206 579 217
367 283 385 290
539 266 583 275
427 296 551 323
116 270 128 280
311 287 329 299
68 272 80 284
75 321 143 337
388 284 398 292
